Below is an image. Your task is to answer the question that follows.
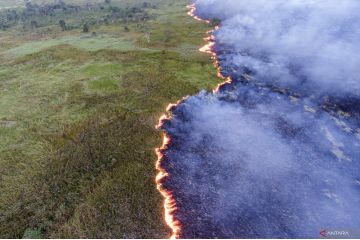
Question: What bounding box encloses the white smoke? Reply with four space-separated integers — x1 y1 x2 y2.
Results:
194 0 360 97
164 88 360 238
159 0 360 238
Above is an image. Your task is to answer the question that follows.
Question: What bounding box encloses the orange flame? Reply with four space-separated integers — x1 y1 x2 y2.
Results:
187 4 211 24
194 13 232 91
155 5 230 239
199 41 216 55
155 111 181 239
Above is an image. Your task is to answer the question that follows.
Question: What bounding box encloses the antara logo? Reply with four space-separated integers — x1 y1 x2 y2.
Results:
319 230 327 238
320 229 350 238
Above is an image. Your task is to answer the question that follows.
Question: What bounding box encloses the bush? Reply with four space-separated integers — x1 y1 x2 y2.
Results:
22 229 43 239
210 18 221 27
83 23 89 33
59 19 66 30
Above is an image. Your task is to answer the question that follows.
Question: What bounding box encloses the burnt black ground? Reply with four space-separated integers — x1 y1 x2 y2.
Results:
158 42 360 238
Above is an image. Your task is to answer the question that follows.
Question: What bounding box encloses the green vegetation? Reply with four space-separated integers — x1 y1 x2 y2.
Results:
0 0 155 31
22 228 43 239
210 18 221 27
0 0 220 238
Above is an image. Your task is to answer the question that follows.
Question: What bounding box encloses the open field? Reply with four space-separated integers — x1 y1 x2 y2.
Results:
0 0 220 238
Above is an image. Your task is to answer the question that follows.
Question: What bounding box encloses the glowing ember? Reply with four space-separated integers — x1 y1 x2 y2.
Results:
155 4 228 239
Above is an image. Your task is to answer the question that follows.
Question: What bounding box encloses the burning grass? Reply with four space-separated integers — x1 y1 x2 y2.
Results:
0 0 221 238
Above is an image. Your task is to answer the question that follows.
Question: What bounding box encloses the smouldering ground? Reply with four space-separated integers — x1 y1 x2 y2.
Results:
0 0 221 238
159 1 360 238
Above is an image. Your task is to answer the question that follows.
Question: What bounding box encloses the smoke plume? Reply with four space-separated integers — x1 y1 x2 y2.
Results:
159 0 360 238
195 0 360 98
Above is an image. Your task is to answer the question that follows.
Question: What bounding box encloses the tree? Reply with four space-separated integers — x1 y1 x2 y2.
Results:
24 0 32 9
210 18 221 27
30 20 38 28
83 23 89 33
142 2 150 8
59 19 66 31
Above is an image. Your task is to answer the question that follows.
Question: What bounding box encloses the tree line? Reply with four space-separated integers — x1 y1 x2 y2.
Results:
0 0 157 31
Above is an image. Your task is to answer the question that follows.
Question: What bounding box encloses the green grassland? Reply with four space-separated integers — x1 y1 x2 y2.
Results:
0 0 220 238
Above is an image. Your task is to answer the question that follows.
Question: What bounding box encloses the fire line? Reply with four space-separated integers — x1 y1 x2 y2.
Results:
155 3 228 239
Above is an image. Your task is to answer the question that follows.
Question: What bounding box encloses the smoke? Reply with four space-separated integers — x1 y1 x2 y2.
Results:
162 85 360 238
194 0 360 98
158 0 360 238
